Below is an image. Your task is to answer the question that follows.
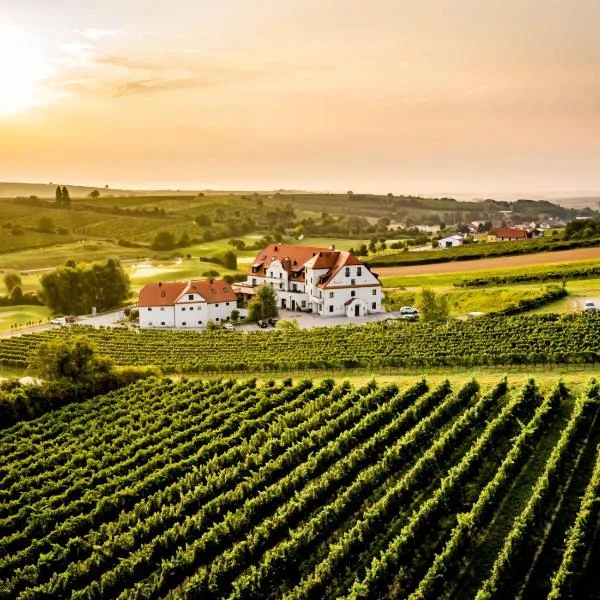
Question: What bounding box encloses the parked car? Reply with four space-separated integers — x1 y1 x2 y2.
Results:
399 313 419 321
584 301 597 312
399 306 418 315
257 320 268 328
224 323 235 331
50 317 66 326
268 318 278 327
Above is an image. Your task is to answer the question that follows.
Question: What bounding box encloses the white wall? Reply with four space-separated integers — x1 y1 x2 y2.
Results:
320 286 382 316
325 264 380 288
140 305 176 328
174 301 207 327
206 300 237 323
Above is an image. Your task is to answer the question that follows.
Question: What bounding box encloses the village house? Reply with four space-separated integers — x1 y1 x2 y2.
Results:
138 279 237 328
487 227 529 242
235 243 383 317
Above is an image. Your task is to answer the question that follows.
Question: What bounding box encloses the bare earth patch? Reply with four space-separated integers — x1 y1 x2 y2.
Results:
375 247 600 277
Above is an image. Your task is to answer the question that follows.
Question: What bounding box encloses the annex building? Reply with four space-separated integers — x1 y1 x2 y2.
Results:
138 279 237 328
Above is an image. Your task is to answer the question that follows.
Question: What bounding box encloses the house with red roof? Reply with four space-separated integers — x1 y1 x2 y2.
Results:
138 279 237 328
236 243 382 317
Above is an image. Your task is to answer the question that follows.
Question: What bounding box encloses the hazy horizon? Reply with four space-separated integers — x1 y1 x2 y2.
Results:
1 1 599 195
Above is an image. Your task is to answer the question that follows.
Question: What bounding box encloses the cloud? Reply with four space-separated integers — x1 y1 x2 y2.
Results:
95 55 162 72
114 62 332 97
58 41 97 61
76 29 124 40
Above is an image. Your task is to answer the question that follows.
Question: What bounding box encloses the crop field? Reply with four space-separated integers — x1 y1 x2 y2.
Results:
1 313 600 372
1 376 599 599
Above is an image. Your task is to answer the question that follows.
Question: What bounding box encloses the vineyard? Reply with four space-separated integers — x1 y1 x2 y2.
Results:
1 376 600 599
3 313 600 372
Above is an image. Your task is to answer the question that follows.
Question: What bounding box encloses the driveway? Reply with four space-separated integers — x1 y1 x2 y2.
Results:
239 309 406 331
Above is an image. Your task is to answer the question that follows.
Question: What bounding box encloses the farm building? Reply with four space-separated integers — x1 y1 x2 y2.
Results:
487 227 528 242
138 279 237 328
437 235 464 249
235 243 383 317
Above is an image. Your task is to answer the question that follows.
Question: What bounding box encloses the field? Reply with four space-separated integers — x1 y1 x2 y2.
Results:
0 306 52 334
1 376 599 599
2 313 600 372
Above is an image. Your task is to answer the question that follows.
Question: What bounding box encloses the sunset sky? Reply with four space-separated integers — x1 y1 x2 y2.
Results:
1 0 599 196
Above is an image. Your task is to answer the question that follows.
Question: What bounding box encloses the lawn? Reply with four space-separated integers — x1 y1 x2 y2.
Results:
0 305 52 333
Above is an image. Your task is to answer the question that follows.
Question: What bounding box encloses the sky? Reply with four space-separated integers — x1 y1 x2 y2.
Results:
0 0 599 197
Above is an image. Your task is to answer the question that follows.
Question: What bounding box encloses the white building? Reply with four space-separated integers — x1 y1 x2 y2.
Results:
437 235 464 249
236 244 383 317
138 279 238 328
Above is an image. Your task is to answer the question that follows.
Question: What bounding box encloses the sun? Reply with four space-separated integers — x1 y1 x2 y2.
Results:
0 26 52 117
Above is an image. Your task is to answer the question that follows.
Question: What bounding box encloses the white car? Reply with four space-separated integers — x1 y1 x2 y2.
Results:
584 301 597 312
50 317 66 326
399 306 418 315
224 323 235 331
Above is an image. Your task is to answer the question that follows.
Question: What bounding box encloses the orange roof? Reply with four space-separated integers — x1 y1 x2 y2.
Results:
139 282 188 307
185 279 237 304
139 279 236 306
489 227 527 239
249 244 326 275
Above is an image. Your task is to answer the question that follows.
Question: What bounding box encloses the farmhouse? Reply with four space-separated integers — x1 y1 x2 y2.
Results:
138 279 237 328
487 227 528 242
236 243 383 317
437 235 464 249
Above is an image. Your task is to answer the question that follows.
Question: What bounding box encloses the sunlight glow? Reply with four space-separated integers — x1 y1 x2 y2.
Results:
0 26 53 116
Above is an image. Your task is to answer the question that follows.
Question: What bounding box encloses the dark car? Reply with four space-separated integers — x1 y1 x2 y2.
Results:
268 318 278 327
257 320 268 328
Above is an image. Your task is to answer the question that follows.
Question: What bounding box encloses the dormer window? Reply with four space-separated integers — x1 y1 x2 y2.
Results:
161 291 166 297
188 294 194 300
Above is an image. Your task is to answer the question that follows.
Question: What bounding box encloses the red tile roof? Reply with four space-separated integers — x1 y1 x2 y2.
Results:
185 280 237 304
139 282 188 307
139 279 236 306
489 227 527 239
249 244 326 278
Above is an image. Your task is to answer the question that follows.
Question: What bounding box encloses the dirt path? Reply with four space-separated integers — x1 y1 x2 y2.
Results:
375 247 600 277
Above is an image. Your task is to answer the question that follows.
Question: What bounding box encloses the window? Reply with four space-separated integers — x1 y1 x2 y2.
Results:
329 292 334 298
188 294 194 300
148 322 153 326
160 307 165 312
190 307 194 311
181 307 186 311
198 320 202 325
372 289 377 295
160 321 165 326
215 303 219 307
329 305 333 313
226 302 230 306
182 322 186 326
148 307 152 312
319 291 322 298
252 278 257 286
301 301 306 307
357 267 362 276
216 317 220 321
345 267 350 277
372 302 377 310
351 279 356 285
280 283 283 289
279 273 282 278
292 283 297 292
351 291 356 297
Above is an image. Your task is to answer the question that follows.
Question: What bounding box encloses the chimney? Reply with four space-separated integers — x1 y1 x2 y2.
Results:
210 278 214 284
329 244 336 252
274 245 278 252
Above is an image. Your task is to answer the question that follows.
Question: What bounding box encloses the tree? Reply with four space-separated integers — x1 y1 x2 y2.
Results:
61 186 71 208
248 284 278 321
28 337 113 383
222 250 237 270
88 190 100 198
151 231 177 250
39 257 131 315
55 186 63 206
9 285 24 304
195 214 212 227
178 232 191 248
4 271 22 294
38 216 55 233
416 288 450 322
276 318 299 331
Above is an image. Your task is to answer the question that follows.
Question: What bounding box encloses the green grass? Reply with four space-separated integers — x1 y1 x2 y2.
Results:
0 305 52 333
